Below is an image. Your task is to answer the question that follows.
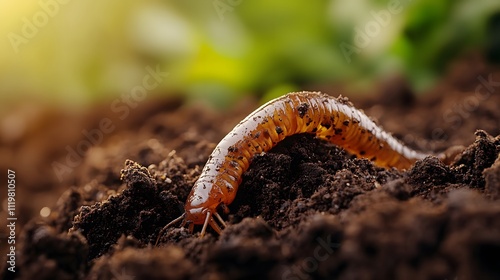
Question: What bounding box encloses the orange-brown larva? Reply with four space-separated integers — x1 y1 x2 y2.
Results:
156 91 431 243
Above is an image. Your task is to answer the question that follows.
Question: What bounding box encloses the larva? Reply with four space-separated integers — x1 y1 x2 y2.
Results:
156 91 430 242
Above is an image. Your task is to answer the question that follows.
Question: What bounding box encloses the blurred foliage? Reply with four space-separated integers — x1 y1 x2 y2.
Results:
0 0 499 109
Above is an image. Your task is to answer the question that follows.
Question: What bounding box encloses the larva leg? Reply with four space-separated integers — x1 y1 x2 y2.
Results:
209 217 223 234
214 212 227 228
200 211 224 237
200 211 212 237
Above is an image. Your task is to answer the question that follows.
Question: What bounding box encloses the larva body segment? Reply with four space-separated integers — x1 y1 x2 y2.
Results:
183 92 428 228
156 91 430 242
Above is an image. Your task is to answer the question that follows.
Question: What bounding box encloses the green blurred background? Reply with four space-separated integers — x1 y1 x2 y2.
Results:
1 0 499 110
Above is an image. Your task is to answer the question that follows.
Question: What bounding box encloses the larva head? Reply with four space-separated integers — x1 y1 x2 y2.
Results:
184 181 223 225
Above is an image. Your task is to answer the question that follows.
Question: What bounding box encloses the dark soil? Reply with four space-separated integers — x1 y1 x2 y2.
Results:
1 54 500 280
